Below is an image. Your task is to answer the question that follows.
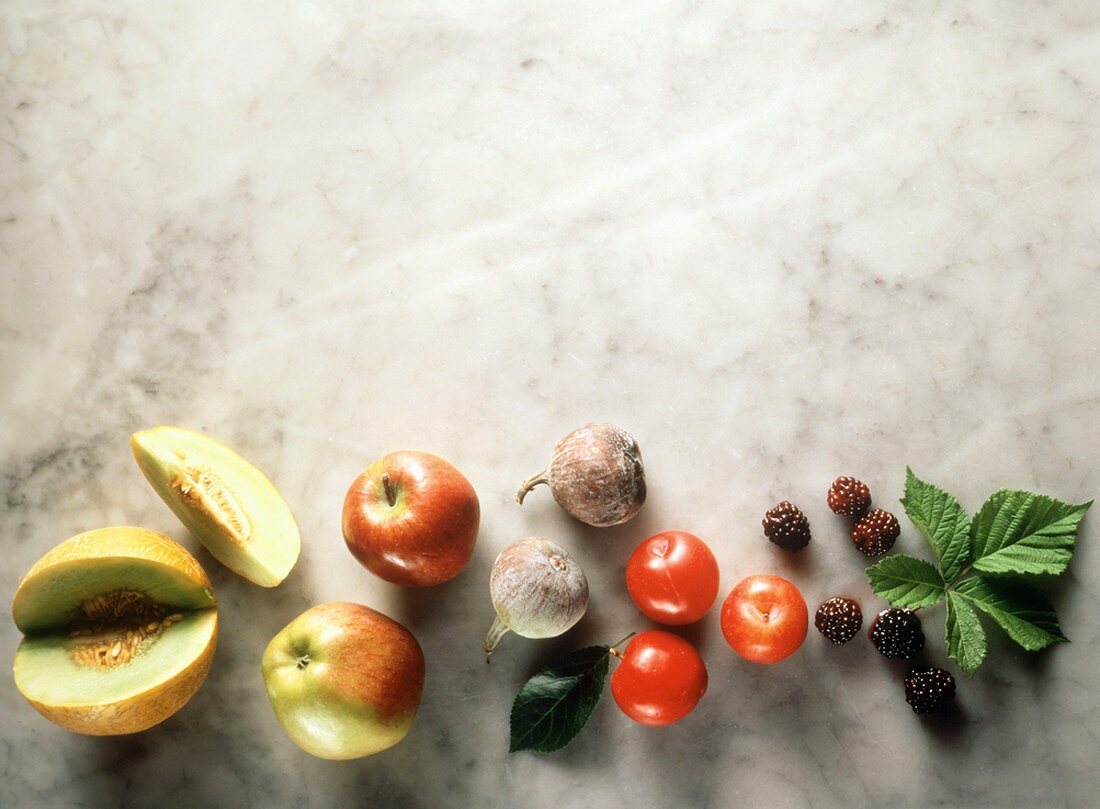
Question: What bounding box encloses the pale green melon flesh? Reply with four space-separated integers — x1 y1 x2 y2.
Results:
131 426 300 587
14 610 217 707
13 558 216 636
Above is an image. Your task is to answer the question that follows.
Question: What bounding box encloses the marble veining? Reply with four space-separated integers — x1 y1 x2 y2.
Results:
2 1 1098 807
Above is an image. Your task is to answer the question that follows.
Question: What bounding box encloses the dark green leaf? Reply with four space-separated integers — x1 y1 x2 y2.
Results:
509 645 610 753
945 592 987 676
900 468 971 582
954 576 1067 651
866 554 947 608
970 490 1091 576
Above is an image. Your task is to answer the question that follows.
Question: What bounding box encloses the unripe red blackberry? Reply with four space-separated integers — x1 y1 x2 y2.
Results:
852 509 900 557
827 476 871 516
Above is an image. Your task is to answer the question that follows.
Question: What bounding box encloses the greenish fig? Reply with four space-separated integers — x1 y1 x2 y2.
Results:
484 537 588 661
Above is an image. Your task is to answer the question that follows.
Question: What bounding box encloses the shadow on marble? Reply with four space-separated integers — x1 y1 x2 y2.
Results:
919 701 971 744
390 528 497 642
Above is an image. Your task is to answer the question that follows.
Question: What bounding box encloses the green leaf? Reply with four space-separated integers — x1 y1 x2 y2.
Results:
954 576 1068 651
900 468 972 581
866 554 947 608
945 592 987 676
970 490 1091 576
509 645 610 753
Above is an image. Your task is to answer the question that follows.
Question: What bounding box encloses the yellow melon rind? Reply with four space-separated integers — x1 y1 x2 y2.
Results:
19 614 218 735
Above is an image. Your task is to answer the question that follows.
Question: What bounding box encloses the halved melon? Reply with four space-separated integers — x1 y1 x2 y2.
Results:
12 527 219 735
131 426 300 587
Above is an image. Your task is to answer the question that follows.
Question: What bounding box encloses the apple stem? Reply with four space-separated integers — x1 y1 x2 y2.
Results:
483 615 510 664
296 654 311 670
382 473 397 508
515 468 549 505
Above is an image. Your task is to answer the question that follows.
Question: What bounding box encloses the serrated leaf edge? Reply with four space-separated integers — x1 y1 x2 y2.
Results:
901 467 972 583
865 554 947 609
508 645 610 754
954 577 1069 652
508 673 585 753
970 491 1090 576
945 592 987 677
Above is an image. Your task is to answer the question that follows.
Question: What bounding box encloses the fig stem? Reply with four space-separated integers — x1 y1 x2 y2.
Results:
608 631 636 657
381 473 397 508
515 467 550 505
483 615 510 664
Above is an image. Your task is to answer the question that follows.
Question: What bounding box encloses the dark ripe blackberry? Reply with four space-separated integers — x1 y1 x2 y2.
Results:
827 476 871 516
851 509 900 557
904 667 956 714
814 597 862 645
869 608 924 659
762 501 811 552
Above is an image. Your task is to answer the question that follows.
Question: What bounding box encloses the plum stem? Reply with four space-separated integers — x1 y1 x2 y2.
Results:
381 473 397 507
484 615 510 664
608 631 636 658
515 467 549 505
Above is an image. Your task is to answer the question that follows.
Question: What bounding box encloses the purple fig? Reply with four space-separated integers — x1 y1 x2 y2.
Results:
516 423 645 527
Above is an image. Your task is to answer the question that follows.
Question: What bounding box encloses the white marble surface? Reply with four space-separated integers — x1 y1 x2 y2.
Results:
3 1 1099 807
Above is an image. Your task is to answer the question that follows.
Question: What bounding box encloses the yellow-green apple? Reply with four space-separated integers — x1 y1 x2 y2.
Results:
261 602 425 760
342 451 479 587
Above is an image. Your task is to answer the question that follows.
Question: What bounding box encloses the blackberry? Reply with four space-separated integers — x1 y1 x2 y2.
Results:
814 597 862 644
869 608 924 659
851 509 900 557
762 501 811 552
827 476 871 516
904 667 956 714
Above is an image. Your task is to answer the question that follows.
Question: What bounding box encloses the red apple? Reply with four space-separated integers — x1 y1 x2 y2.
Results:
342 451 479 587
262 602 424 759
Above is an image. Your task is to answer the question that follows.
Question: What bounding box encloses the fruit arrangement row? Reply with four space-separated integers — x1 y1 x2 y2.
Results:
11 423 1088 760
11 424 639 756
504 449 1088 752
505 479 957 751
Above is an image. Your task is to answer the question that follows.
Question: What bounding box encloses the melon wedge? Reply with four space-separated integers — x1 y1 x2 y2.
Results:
131 426 300 587
12 527 219 735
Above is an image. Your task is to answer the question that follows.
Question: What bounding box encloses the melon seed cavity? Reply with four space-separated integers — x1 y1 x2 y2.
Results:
171 465 252 546
68 590 183 669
